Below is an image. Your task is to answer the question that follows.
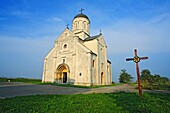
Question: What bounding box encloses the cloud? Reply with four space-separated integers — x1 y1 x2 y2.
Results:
148 13 170 24
102 13 170 55
48 17 63 22
10 11 31 17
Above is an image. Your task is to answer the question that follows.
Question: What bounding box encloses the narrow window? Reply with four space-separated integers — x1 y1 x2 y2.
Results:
76 22 79 29
79 73 82 76
84 22 86 29
75 22 78 29
92 60 95 67
63 59 65 63
101 63 104 68
77 22 79 29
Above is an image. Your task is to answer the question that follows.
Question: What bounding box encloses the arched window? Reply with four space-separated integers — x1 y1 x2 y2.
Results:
76 22 79 29
63 44 67 49
75 23 77 29
75 22 78 29
84 21 86 29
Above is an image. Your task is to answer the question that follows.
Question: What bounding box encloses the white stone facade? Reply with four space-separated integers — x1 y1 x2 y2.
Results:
42 13 112 86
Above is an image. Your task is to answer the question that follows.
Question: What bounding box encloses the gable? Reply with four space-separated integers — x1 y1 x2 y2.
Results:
98 35 107 47
54 28 74 54
55 28 73 42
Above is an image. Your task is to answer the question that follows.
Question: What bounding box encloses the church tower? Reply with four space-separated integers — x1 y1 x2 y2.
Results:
72 10 90 40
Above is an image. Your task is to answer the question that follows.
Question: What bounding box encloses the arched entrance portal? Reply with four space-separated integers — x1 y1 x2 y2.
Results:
101 72 104 85
55 63 70 83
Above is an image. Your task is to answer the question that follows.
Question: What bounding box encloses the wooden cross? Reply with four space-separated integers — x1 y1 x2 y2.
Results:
126 49 148 97
66 23 69 29
79 8 84 14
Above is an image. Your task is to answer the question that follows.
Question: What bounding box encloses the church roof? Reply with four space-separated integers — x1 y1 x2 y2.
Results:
74 13 90 21
84 34 101 41
107 60 111 64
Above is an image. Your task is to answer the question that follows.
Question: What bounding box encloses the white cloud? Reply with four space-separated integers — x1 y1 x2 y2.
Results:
102 13 170 55
148 13 170 24
10 11 31 16
48 17 63 22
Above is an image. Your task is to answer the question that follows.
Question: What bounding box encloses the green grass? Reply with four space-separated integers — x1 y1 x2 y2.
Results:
0 92 169 113
0 77 119 88
0 77 41 84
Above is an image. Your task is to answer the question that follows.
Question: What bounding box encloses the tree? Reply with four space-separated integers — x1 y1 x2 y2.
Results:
141 69 153 84
141 69 151 76
119 69 133 83
140 69 170 90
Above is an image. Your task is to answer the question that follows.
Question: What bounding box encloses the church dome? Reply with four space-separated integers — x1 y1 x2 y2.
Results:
74 13 90 22
72 12 90 36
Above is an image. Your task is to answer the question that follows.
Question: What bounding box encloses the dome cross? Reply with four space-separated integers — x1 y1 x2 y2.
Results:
66 23 69 29
100 29 102 34
79 8 84 14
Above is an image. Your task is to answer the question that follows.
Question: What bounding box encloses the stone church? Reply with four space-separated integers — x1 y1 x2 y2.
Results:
42 11 112 86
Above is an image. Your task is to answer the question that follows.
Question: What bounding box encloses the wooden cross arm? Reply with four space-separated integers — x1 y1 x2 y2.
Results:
126 58 134 61
140 57 148 60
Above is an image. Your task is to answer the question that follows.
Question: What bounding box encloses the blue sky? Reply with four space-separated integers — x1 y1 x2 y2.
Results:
0 0 170 82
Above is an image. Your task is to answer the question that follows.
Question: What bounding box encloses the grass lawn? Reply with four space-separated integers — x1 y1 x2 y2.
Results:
0 92 169 113
0 77 118 88
0 77 41 84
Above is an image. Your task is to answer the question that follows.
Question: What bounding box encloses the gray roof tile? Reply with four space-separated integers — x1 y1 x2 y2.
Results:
84 34 101 41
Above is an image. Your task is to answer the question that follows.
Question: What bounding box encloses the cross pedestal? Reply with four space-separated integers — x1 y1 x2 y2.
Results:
126 49 148 97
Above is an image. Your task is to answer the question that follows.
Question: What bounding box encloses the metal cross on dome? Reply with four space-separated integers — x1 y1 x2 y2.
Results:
79 8 84 14
126 49 148 97
66 23 69 29
100 29 102 34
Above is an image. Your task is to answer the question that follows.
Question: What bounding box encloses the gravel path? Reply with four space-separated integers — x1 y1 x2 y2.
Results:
0 82 169 99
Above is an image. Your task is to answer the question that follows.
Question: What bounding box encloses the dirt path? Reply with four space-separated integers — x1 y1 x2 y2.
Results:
84 84 137 94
